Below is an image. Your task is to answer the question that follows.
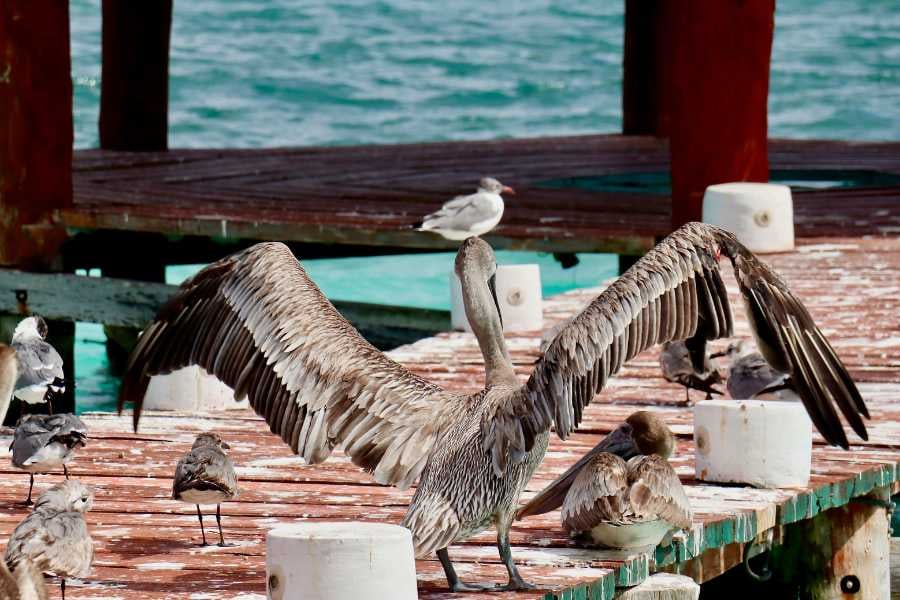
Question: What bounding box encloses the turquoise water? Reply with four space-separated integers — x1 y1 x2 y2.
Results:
67 0 899 411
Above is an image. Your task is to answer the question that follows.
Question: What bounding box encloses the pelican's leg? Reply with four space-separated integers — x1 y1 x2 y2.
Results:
196 505 208 546
63 464 70 479
60 578 66 600
495 520 536 591
24 473 34 506
685 387 690 404
436 548 496 592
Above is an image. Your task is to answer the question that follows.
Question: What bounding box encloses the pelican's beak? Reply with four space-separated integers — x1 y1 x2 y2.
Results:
501 185 516 196
594 424 639 459
488 273 503 328
221 441 231 450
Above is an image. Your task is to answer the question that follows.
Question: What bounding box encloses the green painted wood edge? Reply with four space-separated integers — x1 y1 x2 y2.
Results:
543 570 617 600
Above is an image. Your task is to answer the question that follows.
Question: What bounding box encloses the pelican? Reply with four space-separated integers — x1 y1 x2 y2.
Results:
415 177 514 240
517 412 691 549
119 222 868 591
0 343 19 425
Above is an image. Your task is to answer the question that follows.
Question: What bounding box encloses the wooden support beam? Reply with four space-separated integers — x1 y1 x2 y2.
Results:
0 269 449 337
771 487 891 599
622 1 774 227
0 1 72 267
615 573 698 600
99 0 172 150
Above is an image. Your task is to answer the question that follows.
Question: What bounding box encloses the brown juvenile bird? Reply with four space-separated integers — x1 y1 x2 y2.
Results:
659 339 723 404
0 558 48 600
518 412 690 548
173 432 239 547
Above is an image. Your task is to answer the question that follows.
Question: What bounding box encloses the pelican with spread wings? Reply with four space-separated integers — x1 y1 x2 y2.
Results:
119 222 868 592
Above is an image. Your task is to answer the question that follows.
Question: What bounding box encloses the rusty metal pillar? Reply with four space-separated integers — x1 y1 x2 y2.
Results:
100 0 172 150
0 1 73 268
622 0 775 229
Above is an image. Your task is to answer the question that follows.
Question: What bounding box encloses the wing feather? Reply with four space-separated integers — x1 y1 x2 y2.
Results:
120 242 458 489
561 453 629 531
627 455 692 529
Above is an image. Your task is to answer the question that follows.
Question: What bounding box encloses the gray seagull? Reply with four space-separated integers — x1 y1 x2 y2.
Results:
4 480 94 600
173 432 239 547
10 317 66 415
660 339 724 403
10 414 88 505
714 340 795 400
415 177 514 240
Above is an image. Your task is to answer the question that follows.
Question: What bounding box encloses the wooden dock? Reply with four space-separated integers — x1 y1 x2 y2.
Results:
64 136 900 258
0 231 897 598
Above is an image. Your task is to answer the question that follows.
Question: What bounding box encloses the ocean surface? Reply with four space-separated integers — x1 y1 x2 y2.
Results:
67 0 899 411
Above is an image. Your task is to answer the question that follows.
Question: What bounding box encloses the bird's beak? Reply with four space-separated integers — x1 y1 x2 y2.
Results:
502 186 516 196
594 424 639 459
221 441 231 450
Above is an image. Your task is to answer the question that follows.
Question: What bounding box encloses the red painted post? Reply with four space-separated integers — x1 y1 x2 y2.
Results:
665 0 775 228
100 0 172 151
0 2 73 267
622 1 775 228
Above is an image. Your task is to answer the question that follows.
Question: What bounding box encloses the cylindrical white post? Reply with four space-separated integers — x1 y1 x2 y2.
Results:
266 522 418 600
694 400 812 488
144 366 247 411
451 264 543 332
702 182 795 253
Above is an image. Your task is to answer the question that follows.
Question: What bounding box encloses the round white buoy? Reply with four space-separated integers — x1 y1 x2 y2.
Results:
266 522 417 600
143 366 247 411
451 264 543 332
693 400 812 488
702 182 795 253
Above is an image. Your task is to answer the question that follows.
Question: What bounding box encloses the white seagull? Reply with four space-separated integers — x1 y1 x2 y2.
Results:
416 177 515 240
10 317 66 414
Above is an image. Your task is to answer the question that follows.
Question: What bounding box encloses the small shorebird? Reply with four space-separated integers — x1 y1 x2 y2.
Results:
120 222 868 591
660 339 723 403
4 480 94 600
415 177 514 240
0 558 48 600
517 412 691 548
10 317 66 415
0 343 19 425
10 414 88 505
173 432 239 547
714 340 794 400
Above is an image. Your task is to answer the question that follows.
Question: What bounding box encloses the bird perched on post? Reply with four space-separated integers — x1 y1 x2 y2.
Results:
9 317 66 415
0 344 19 426
659 339 724 404
517 413 690 548
119 222 868 591
4 480 94 600
173 432 239 547
415 177 515 240
10 414 88 505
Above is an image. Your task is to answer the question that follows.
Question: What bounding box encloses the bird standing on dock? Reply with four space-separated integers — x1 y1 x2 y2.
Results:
713 340 795 401
415 177 514 240
517 412 691 548
659 339 724 404
10 414 88 505
172 432 239 547
9 317 66 415
4 480 94 600
0 344 20 426
119 222 868 591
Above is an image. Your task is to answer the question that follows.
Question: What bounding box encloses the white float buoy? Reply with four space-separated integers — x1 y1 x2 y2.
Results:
702 182 795 253
143 366 247 411
266 522 418 600
693 400 812 488
451 264 543 332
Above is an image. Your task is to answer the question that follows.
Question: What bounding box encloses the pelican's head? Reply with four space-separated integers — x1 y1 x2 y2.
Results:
456 237 502 324
12 316 48 342
35 479 94 514
478 177 515 196
595 411 675 460
193 431 231 451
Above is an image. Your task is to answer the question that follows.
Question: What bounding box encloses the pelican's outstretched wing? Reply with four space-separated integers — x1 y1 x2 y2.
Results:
120 242 459 489
627 455 692 529
560 453 628 531
484 222 868 471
